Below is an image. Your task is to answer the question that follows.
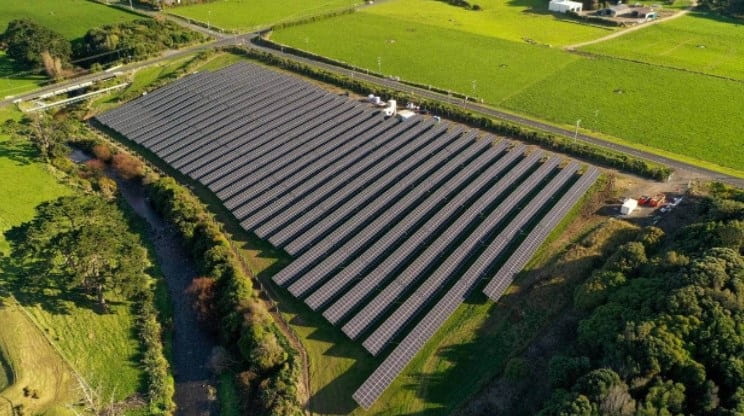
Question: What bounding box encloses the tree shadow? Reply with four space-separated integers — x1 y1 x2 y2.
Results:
0 239 116 316
0 138 37 166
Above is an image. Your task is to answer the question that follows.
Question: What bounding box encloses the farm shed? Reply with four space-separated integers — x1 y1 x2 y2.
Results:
598 4 630 16
621 198 638 215
549 0 583 13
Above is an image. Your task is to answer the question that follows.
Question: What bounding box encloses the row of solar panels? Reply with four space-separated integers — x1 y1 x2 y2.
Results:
96 62 600 410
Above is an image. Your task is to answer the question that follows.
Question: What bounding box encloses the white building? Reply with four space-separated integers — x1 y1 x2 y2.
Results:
549 0 583 13
620 198 638 215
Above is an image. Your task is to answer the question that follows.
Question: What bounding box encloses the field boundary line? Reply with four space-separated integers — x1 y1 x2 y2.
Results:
570 49 744 84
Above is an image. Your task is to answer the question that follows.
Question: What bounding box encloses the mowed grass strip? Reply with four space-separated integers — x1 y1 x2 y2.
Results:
501 57 744 171
171 0 361 31
581 12 744 80
0 0 140 40
22 297 144 402
364 0 612 46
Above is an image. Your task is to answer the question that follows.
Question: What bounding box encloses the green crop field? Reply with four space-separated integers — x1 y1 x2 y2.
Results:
171 0 362 32
582 12 744 80
0 0 140 40
273 7 744 173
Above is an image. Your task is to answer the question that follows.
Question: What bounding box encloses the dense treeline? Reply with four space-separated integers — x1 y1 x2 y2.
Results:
1 19 71 78
145 177 304 415
0 18 203 77
232 44 672 181
75 19 204 67
699 0 744 16
538 186 744 415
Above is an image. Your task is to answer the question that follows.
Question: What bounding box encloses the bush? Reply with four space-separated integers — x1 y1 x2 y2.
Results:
112 152 145 180
186 277 219 326
548 355 591 388
144 176 303 415
92 144 113 162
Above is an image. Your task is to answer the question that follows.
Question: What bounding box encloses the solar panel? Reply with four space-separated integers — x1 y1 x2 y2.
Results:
352 162 587 409
360 160 576 355
304 141 506 311
342 153 556 343
322 145 532 325
284 135 485 298
95 63 605 411
482 167 600 300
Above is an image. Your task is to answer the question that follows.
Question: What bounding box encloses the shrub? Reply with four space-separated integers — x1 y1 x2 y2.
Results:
92 144 113 162
112 152 145 180
548 355 591 388
186 277 219 326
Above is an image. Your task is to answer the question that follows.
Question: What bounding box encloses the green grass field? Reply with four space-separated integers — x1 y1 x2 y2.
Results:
0 108 69 254
364 0 612 46
0 106 145 409
582 12 744 80
171 0 362 32
273 7 744 173
0 0 140 40
0 52 46 99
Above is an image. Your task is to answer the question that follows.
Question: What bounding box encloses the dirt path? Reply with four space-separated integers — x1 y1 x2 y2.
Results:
564 3 697 50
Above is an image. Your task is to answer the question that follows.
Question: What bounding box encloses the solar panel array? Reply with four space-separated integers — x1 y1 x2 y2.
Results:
96 62 600 410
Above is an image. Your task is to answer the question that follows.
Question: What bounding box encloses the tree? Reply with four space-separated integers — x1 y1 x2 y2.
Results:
3 115 71 162
7 195 148 309
2 19 71 74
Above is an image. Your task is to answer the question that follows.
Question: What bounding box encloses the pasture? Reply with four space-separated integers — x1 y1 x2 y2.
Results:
0 0 140 40
0 107 145 408
0 52 46 99
170 0 362 32
273 12 580 102
581 12 744 80
363 0 612 46
273 10 744 173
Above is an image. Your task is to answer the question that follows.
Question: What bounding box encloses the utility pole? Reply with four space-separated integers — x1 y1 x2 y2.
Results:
471 80 477 99
377 56 382 74
129 0 134 10
574 119 582 143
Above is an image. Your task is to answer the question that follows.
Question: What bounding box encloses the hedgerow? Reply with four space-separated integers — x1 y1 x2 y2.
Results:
145 176 304 415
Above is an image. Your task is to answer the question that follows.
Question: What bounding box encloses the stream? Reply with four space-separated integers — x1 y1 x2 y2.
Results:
71 149 219 415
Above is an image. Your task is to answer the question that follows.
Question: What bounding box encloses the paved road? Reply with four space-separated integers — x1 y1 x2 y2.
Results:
0 34 250 107
4 29 741 187
245 40 744 187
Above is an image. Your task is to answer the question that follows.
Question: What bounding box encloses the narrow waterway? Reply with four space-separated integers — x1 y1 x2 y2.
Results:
71 149 219 415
